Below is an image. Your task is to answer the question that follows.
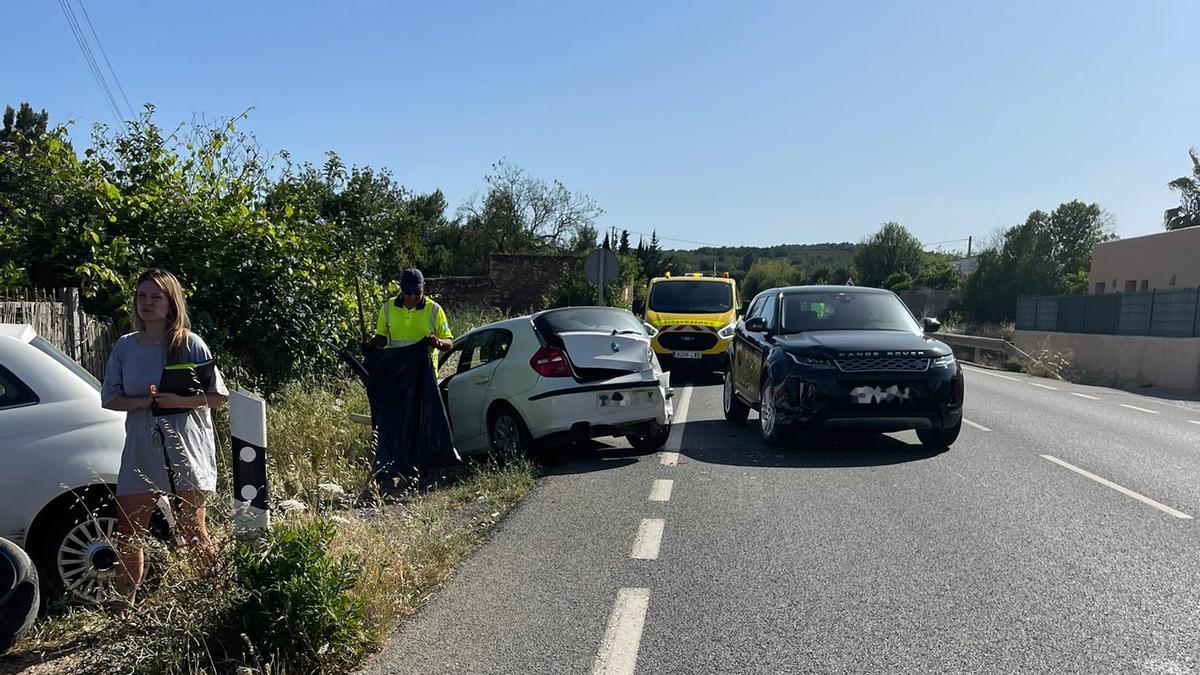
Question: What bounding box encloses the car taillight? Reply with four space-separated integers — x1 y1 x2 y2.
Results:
530 346 572 377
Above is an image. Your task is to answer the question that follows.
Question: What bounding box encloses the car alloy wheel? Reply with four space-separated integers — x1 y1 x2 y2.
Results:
760 385 776 437
56 515 119 604
491 413 524 460
723 371 734 410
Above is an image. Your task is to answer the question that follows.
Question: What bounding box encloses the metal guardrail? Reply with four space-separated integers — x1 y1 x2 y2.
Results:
939 333 1039 372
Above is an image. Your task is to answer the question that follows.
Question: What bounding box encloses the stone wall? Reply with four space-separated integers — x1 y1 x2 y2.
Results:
1013 329 1200 391
425 253 577 312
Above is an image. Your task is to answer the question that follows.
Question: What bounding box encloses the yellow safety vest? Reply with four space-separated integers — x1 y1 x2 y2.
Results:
375 298 453 368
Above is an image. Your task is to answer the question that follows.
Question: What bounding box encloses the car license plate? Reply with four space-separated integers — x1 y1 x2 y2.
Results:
849 385 913 404
598 390 656 408
674 351 702 359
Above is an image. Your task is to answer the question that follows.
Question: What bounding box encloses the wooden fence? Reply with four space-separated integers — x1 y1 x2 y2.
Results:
1 287 118 378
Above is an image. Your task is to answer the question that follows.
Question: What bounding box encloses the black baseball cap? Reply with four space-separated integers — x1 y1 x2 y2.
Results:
400 268 424 294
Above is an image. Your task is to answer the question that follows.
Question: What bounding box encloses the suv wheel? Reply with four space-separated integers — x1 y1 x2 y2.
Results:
759 377 787 446
723 364 749 423
917 418 962 449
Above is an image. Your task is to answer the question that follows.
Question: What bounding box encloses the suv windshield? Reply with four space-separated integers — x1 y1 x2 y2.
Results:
30 336 101 391
649 281 732 314
534 307 645 335
780 291 919 334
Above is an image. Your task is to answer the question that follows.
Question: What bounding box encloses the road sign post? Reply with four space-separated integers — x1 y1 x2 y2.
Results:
584 249 621 307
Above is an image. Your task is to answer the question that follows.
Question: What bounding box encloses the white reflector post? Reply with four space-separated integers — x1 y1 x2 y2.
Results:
229 389 269 538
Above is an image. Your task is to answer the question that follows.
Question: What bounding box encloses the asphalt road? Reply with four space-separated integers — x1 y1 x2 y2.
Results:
363 367 1200 674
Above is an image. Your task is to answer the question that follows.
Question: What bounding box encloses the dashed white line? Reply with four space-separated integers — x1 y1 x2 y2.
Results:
1120 404 1160 415
648 479 673 502
1039 454 1192 520
962 365 1021 382
630 518 665 560
1029 382 1059 391
962 418 991 432
592 588 650 675
1070 392 1101 400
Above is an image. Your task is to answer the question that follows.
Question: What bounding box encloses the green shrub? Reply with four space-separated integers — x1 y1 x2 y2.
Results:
235 518 373 672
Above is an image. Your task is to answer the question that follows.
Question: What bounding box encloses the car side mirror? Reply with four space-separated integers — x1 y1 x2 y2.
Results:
744 316 768 333
922 317 941 333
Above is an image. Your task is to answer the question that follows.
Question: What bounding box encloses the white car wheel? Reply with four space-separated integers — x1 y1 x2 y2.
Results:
55 515 119 604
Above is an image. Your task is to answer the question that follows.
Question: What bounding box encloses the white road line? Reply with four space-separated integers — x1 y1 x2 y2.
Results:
1030 382 1059 391
962 365 1021 382
1070 392 1101 400
660 385 692 465
1120 404 1160 415
630 518 665 560
1039 454 1192 520
962 418 991 432
648 479 673 502
592 587 650 675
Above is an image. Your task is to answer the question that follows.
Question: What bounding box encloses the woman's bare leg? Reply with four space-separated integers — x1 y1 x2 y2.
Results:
175 490 217 569
115 492 158 599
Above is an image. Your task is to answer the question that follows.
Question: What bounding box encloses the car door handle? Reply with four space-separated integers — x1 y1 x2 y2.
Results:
474 376 491 385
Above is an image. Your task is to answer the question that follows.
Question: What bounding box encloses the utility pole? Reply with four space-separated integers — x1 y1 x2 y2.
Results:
967 236 973 257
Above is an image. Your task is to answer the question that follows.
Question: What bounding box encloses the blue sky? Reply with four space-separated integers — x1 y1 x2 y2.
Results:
5 1 1198 251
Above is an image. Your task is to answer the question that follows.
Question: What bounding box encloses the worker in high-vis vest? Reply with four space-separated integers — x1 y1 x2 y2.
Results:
367 268 453 370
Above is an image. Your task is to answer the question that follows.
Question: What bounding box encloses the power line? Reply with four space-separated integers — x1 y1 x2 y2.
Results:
76 0 136 119
622 228 725 248
57 0 124 126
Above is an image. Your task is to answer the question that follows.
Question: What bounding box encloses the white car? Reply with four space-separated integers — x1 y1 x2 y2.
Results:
0 324 165 603
438 307 673 456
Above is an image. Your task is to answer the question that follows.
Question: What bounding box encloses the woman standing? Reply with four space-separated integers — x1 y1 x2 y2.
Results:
101 269 228 604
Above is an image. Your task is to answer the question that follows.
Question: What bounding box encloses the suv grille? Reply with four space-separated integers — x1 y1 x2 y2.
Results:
658 330 718 351
835 355 930 373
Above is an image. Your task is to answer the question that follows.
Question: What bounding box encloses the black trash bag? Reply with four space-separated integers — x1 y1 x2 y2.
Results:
361 341 461 482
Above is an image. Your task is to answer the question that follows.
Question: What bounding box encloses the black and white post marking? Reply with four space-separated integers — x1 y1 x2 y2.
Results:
230 390 269 538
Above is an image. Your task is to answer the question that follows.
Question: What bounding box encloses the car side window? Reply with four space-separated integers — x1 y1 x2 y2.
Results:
0 366 38 410
761 294 778 329
457 332 492 375
483 329 513 363
745 297 765 321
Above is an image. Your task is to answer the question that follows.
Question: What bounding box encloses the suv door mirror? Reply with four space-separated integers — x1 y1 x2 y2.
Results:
922 317 941 333
744 316 768 333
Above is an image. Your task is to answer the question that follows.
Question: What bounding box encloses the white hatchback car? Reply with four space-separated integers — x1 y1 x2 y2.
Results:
0 324 162 603
438 306 673 456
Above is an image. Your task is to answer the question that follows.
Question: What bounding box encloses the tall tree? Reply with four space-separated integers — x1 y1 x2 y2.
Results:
618 229 630 254
1165 148 1200 230
852 222 924 287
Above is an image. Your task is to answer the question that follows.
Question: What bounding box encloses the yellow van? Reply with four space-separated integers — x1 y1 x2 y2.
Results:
642 273 739 372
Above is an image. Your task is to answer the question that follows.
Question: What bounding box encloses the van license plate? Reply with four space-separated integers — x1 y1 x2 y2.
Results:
674 351 702 359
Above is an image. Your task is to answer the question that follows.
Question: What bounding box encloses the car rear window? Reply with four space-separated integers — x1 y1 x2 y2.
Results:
534 307 645 336
648 280 732 313
30 336 101 391
780 291 919 333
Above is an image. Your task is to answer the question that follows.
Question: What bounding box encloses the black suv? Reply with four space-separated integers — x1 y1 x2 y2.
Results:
723 286 963 447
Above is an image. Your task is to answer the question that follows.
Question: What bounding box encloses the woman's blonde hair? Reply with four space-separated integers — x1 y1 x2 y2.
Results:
132 268 190 363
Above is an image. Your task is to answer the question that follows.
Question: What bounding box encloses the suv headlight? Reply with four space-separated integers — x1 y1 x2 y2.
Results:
930 353 957 369
717 323 735 339
787 352 835 369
